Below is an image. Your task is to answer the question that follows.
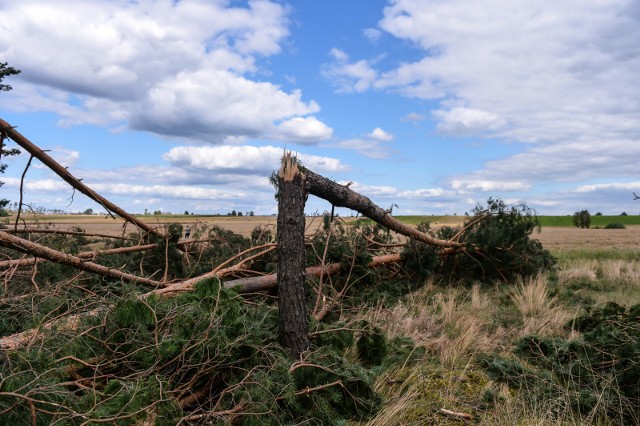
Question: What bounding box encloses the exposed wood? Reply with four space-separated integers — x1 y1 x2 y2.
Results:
1 228 133 240
0 230 161 287
221 253 400 294
277 154 309 357
439 408 475 421
0 118 160 236
0 307 104 351
303 168 464 249
0 244 157 269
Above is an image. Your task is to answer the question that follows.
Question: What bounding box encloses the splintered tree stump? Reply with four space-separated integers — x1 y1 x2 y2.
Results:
276 154 309 357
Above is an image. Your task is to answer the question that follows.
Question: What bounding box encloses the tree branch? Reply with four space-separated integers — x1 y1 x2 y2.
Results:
0 118 160 236
303 169 463 249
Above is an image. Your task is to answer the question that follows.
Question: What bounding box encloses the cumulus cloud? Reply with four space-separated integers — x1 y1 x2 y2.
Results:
0 0 330 144
275 116 333 143
367 127 394 141
332 0 640 185
163 145 349 175
432 107 505 135
129 69 322 142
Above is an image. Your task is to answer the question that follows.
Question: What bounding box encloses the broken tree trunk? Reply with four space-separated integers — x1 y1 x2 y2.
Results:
276 154 310 357
303 169 464 249
0 118 160 237
0 230 161 287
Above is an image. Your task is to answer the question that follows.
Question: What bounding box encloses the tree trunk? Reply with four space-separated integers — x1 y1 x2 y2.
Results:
0 230 161 287
276 154 309 357
303 169 463 249
0 118 160 237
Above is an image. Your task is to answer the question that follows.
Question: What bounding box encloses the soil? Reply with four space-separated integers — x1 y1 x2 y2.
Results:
6 215 639 250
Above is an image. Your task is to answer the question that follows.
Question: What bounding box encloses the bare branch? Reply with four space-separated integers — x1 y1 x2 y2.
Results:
0 117 161 236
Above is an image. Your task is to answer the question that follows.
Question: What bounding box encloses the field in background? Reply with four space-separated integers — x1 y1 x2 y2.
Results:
5 214 639 250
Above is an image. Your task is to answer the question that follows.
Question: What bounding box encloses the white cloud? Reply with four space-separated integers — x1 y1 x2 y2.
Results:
363 28 382 41
331 127 395 158
2 177 69 191
451 179 531 193
163 145 349 175
276 116 333 143
400 112 425 122
129 69 322 142
337 0 640 185
367 127 394 141
432 107 505 135
321 49 378 93
0 0 330 144
572 181 640 194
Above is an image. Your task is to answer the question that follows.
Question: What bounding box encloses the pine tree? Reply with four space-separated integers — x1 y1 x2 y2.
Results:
0 62 22 216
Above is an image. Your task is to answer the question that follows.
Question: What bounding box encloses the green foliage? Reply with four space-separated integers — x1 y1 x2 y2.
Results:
0 278 395 424
133 223 185 279
572 209 591 228
480 302 640 424
418 199 556 284
604 222 626 229
0 62 21 214
401 221 440 280
0 62 21 91
357 325 388 367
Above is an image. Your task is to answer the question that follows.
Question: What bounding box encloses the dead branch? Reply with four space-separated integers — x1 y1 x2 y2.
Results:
0 230 161 287
0 118 160 236
1 228 133 240
218 253 401 295
15 154 33 231
439 408 475 421
303 168 464 249
0 243 157 269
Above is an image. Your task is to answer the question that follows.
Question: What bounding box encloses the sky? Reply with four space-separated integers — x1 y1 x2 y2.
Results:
1 0 639 217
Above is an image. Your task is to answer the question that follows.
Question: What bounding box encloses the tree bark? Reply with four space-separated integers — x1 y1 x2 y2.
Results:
0 230 161 287
276 155 309 357
0 118 160 237
303 169 463 249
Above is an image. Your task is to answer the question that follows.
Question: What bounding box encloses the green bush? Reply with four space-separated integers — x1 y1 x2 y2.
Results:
403 199 556 284
572 209 591 228
604 222 626 229
480 302 640 424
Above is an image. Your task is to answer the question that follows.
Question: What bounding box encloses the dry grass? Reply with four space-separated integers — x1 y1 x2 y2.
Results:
357 282 504 369
510 275 572 336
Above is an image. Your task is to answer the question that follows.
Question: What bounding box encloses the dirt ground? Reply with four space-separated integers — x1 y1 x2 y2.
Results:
6 215 640 250
531 226 640 250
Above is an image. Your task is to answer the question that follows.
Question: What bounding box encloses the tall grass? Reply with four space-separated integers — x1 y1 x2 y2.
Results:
355 243 640 425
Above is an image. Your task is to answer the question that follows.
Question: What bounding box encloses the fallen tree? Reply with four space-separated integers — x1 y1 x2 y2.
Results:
0 118 161 237
303 168 464 249
0 253 401 351
0 230 161 287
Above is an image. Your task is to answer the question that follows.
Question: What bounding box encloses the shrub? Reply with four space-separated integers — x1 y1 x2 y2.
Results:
480 302 640 424
440 199 556 284
605 222 626 229
572 209 591 228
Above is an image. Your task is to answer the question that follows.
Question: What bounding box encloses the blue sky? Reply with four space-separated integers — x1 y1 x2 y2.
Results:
1 0 639 216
